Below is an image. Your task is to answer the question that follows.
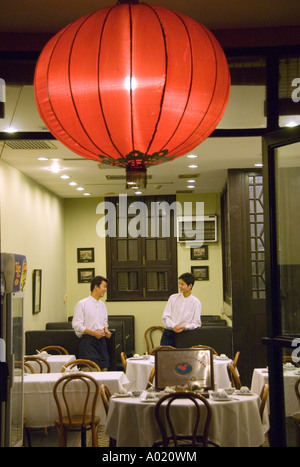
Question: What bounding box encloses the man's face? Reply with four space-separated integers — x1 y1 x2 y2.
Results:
95 280 107 298
178 279 192 296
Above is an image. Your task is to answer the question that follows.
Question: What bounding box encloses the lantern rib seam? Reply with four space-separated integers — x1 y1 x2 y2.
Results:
144 5 168 157
150 11 194 156
96 6 126 160
46 16 102 159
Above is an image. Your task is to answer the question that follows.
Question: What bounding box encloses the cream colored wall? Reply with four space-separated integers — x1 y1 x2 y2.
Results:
65 193 225 354
0 160 66 331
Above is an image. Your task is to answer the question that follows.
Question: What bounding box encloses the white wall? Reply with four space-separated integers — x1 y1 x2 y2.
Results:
65 194 226 354
0 160 66 331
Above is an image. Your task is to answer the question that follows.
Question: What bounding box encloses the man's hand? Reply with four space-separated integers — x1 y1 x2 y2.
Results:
174 325 186 333
104 328 111 338
92 330 106 339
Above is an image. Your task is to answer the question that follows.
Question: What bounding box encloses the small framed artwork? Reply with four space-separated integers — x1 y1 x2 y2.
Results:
191 266 209 281
32 269 42 314
190 245 208 260
77 247 95 263
78 268 95 283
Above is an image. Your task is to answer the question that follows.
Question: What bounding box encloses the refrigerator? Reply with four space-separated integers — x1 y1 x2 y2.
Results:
0 253 27 447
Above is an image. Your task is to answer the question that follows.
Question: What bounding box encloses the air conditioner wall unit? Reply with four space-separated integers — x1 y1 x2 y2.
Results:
177 215 217 243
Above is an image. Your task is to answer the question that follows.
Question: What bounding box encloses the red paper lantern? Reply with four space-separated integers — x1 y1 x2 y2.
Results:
34 1 230 187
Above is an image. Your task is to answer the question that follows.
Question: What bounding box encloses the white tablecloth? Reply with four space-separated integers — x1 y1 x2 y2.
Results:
105 392 266 447
125 355 232 391
24 371 129 427
25 355 76 373
251 368 300 417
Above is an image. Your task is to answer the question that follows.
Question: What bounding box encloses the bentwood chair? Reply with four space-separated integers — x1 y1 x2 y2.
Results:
232 351 240 368
227 363 242 390
61 359 101 372
24 356 51 373
100 384 116 447
53 373 100 447
39 345 69 355
146 366 155 389
154 392 216 447
120 352 127 371
191 345 219 356
144 326 164 354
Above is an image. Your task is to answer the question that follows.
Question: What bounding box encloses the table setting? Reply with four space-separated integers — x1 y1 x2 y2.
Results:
25 352 76 373
23 370 130 427
105 382 266 447
251 364 300 416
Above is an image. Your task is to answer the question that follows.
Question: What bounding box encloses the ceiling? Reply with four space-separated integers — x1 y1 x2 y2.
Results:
0 0 299 198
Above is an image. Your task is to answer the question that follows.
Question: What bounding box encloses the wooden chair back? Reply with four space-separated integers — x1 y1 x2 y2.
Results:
24 356 51 373
144 326 164 354
100 384 112 415
53 372 100 447
120 352 127 371
61 359 101 372
154 392 212 447
39 345 69 355
227 363 242 390
259 383 269 421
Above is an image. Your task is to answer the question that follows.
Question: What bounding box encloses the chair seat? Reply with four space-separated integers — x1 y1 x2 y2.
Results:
55 415 100 428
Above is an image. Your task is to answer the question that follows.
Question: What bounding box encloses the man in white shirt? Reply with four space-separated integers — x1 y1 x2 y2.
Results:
72 276 111 369
160 272 201 347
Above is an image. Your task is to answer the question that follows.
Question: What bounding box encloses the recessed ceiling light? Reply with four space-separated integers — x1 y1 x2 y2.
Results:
187 185 195 189
69 181 78 186
285 121 299 128
132 186 139 190
188 164 198 168
135 191 142 194
187 179 196 183
60 174 70 179
187 154 197 158
38 157 48 161
4 127 18 133
48 165 63 173
254 163 263 167
76 187 84 191
83 192 91 196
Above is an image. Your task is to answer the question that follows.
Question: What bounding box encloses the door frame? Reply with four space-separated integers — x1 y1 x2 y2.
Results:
262 125 300 447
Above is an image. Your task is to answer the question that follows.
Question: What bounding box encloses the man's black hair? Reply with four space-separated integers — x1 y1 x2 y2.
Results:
90 275 107 292
178 272 195 287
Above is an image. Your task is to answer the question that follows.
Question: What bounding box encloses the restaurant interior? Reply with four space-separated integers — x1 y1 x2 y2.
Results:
0 0 300 448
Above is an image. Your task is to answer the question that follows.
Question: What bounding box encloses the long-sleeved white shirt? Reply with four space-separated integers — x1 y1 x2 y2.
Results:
72 295 108 338
162 293 201 330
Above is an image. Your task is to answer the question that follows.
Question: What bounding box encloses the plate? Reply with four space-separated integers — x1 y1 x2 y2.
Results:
112 393 132 398
235 391 253 396
128 357 145 361
210 396 232 401
141 397 159 403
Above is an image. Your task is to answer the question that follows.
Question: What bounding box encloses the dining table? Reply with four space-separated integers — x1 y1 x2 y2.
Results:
25 354 76 373
105 389 267 447
23 371 129 427
251 367 300 417
125 354 233 391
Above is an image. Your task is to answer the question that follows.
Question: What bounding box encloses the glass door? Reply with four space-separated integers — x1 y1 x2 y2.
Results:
263 125 300 447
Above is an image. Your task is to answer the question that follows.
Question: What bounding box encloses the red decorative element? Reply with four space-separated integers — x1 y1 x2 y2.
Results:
34 2 230 185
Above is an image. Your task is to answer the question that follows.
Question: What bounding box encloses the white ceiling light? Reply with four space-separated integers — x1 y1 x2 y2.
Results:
188 164 198 168
69 181 78 186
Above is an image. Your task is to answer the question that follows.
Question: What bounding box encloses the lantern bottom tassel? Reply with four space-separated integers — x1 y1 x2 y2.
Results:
126 162 147 189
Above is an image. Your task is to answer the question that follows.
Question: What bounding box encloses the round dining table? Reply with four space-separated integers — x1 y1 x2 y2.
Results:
105 390 267 447
125 355 233 390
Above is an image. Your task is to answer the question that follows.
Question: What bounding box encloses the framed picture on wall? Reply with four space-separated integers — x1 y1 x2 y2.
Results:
78 268 95 283
191 266 209 281
32 269 42 314
77 247 95 263
190 245 208 260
